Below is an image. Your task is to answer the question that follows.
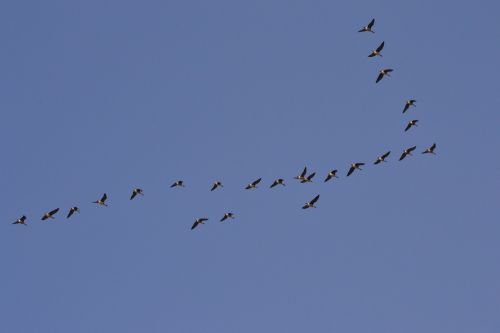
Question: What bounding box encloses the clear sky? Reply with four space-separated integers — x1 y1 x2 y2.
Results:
1 1 499 332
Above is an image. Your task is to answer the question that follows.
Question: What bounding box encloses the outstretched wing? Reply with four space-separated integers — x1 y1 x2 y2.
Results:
101 193 107 202
49 208 59 216
376 41 384 52
347 166 355 176
310 194 320 205
300 166 307 178
376 73 384 83
252 178 262 186
368 18 375 28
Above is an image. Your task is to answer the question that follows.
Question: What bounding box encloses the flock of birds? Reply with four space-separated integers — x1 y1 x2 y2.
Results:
11 18 437 230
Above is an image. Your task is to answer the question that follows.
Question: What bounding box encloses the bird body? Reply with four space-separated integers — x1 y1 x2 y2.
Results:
130 188 144 200
211 181 223 191
93 193 108 206
368 41 384 57
376 69 393 83
399 146 417 160
270 178 285 188
220 213 234 222
191 218 208 230
347 163 364 176
302 194 320 209
67 207 80 219
41 208 59 220
12 215 27 226
245 178 262 189
358 18 375 33
403 99 416 113
422 143 437 155
171 180 185 188
294 167 308 182
405 120 419 132
374 151 391 164
301 172 316 183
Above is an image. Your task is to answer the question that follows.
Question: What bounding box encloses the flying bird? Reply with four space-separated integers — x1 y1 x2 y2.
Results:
12 215 27 226
347 163 365 176
422 143 437 155
358 18 375 33
324 170 339 182
211 181 223 191
130 188 144 200
270 178 286 188
301 172 316 183
405 120 419 132
191 218 208 230
376 69 393 83
93 193 108 206
399 146 417 161
171 180 185 188
302 194 320 209
374 151 391 164
245 178 262 189
294 166 308 182
220 213 235 222
403 99 416 113
41 208 60 220
67 207 80 219
368 41 385 57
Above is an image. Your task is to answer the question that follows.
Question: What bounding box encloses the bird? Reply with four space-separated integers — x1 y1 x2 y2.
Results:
220 213 235 222
300 172 316 183
191 218 208 230
358 18 375 33
324 170 339 182
422 143 437 155
171 180 185 188
41 208 60 220
374 151 391 164
130 188 144 200
93 193 108 206
245 178 262 189
347 163 365 176
270 178 286 188
302 194 320 209
210 181 223 191
12 215 27 226
403 99 416 113
294 166 308 182
368 41 385 57
399 146 417 161
376 69 393 83
405 119 419 132
66 207 80 219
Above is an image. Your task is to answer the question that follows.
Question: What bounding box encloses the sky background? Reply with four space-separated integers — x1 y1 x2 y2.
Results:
1 0 499 332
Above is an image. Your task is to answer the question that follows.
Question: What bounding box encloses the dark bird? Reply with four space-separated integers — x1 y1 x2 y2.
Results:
211 181 223 191
302 194 320 209
324 170 339 182
191 218 208 230
220 213 235 222
245 178 262 189
270 178 286 188
170 180 185 188
12 215 27 226
376 69 393 83
405 119 419 132
422 143 437 155
399 146 417 161
67 207 80 219
358 18 375 33
41 208 60 221
368 41 385 57
347 163 365 176
403 99 416 113
130 188 144 200
374 151 391 164
93 193 108 206
294 166 308 182
301 172 316 183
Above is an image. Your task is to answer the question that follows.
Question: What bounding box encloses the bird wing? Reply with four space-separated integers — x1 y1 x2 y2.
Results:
374 159 381 165
399 152 407 160
405 123 412 131
270 181 277 188
210 184 217 191
130 191 137 200
300 167 307 178
324 175 332 182
67 209 74 218
220 215 227 222
408 146 417 152
200 218 208 222
376 73 384 83
382 151 391 159
403 103 409 113
347 166 355 176
190 221 199 230
376 41 384 52
431 143 436 150
49 208 59 216
101 193 107 202
253 178 262 186
307 172 316 181
368 18 375 28
311 195 320 204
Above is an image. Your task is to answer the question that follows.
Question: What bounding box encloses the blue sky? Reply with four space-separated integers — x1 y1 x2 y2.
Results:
1 1 499 332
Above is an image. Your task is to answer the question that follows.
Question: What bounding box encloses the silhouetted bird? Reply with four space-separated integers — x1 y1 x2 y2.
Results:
220 213 235 222
67 207 80 219
245 178 262 189
270 178 286 188
191 218 208 230
376 69 393 83
358 18 375 33
403 99 416 113
399 146 417 161
294 167 308 182
93 193 108 206
171 180 185 188
374 151 391 164
324 170 339 182
368 41 385 57
41 208 59 220
211 181 223 191
422 143 437 155
347 163 365 176
405 119 419 132
12 215 27 226
130 188 143 200
301 172 316 183
302 194 320 209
